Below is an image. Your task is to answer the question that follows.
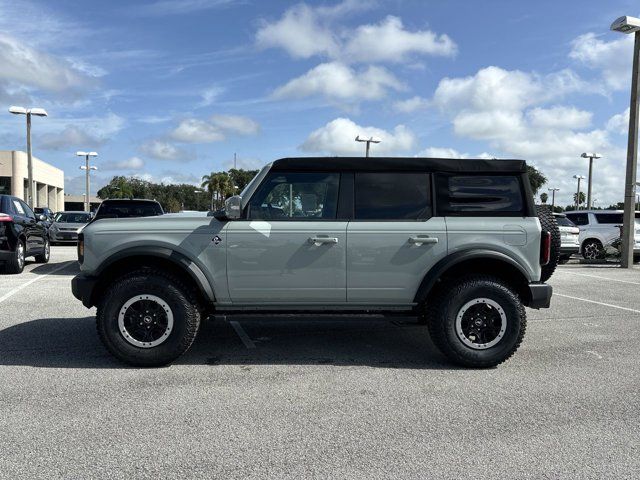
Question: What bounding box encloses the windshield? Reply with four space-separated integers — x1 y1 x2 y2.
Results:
95 201 163 219
55 212 91 223
555 216 575 227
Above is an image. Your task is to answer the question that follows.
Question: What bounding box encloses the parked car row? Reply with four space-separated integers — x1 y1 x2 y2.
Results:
1 196 165 274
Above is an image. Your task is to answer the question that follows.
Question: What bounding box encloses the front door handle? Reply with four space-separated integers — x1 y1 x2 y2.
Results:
309 236 338 245
408 236 438 245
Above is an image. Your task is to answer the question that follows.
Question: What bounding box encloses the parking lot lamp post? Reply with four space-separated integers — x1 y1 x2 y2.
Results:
355 135 381 157
548 188 559 210
611 16 640 268
580 152 601 209
573 175 585 210
8 106 48 208
77 151 98 212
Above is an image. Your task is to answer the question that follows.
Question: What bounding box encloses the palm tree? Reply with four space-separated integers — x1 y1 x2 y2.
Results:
540 192 548 204
201 172 233 210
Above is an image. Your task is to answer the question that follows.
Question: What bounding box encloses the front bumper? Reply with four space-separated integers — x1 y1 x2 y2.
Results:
71 273 98 308
51 231 79 242
528 283 552 309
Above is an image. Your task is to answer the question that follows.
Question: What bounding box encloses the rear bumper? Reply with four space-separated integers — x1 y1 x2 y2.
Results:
71 273 98 308
527 283 552 309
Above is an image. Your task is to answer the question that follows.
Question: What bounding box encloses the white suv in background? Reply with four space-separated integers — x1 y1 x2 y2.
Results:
565 210 640 262
553 213 579 263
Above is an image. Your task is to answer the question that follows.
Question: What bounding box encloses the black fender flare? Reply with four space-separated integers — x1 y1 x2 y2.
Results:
413 249 531 304
95 246 215 302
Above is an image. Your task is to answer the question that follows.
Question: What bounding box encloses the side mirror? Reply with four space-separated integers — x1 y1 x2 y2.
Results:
219 195 242 220
38 214 47 222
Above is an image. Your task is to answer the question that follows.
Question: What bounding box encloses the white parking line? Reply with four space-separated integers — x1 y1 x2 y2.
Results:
555 293 640 314
230 321 256 349
0 262 74 304
559 270 640 285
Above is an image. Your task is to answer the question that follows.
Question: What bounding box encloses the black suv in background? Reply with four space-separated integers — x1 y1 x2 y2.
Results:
0 195 50 273
92 199 164 221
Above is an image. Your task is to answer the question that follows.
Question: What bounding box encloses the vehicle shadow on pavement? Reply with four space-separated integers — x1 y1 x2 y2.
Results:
0 316 455 370
187 317 456 370
29 261 80 275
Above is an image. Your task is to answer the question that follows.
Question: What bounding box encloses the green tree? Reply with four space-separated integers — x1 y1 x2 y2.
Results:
526 165 547 195
229 168 259 191
540 192 548 204
574 191 586 207
201 171 234 210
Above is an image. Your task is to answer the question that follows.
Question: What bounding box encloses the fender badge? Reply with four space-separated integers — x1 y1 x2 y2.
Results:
213 235 222 245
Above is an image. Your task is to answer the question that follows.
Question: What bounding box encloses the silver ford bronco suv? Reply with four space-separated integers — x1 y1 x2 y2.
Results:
72 157 555 368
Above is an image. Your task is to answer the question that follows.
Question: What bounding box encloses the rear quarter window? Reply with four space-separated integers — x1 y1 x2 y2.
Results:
436 174 524 216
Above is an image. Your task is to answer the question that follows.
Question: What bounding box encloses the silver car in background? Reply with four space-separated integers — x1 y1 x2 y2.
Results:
50 211 92 244
553 213 580 264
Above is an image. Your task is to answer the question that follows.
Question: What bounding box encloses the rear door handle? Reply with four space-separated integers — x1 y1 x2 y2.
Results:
408 236 438 245
309 236 338 245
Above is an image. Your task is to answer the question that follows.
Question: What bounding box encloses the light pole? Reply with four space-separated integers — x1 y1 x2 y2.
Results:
8 106 48 208
548 188 559 210
611 15 640 268
355 135 381 157
580 152 601 209
573 175 585 210
77 151 98 212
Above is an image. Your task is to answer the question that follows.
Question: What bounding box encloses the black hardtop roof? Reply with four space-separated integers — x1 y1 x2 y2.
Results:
270 157 528 173
102 198 161 203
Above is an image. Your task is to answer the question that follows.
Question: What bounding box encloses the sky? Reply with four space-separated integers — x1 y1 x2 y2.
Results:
0 0 638 207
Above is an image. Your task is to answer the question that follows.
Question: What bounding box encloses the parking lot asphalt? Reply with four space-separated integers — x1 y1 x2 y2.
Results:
0 247 638 479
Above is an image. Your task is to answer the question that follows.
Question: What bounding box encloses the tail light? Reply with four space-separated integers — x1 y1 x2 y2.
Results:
77 233 84 264
540 231 551 266
0 213 13 222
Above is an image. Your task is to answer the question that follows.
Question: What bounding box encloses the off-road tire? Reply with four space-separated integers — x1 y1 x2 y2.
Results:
536 206 560 282
427 276 526 368
4 240 25 274
582 239 605 260
97 269 202 367
34 237 50 263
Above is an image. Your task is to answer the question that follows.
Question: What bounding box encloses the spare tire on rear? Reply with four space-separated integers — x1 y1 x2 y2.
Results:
536 205 560 282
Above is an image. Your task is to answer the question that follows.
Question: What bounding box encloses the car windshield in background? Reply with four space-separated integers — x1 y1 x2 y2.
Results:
555 216 575 227
55 213 91 223
96 202 163 219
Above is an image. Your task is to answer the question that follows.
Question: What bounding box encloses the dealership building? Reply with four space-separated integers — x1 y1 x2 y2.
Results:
0 150 65 212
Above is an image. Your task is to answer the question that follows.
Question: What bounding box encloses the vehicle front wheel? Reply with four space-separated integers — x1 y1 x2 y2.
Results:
34 237 50 263
427 276 526 368
96 270 202 367
4 240 25 274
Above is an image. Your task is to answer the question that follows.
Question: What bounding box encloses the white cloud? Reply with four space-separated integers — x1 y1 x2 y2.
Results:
211 114 260 135
170 119 226 143
38 113 125 150
200 85 225 106
101 157 145 171
300 117 416 155
0 33 94 99
569 32 634 91
140 140 190 161
393 96 430 113
256 4 456 64
256 3 339 59
430 65 626 206
418 147 467 159
606 108 630 135
169 114 259 143
130 0 237 17
273 62 404 101
527 106 592 130
343 16 457 63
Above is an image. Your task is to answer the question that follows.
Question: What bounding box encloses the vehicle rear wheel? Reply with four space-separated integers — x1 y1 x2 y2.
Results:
34 237 50 263
4 240 25 274
96 269 202 367
582 239 605 260
427 276 526 368
633 254 639 264
536 206 560 282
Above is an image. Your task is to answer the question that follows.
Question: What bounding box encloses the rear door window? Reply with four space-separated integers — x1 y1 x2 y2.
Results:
566 213 589 226
436 174 524 215
354 172 432 220
594 213 623 224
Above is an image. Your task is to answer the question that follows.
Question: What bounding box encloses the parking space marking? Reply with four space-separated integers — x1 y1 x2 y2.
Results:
558 270 640 285
230 321 256 349
555 293 640 314
0 262 74 304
